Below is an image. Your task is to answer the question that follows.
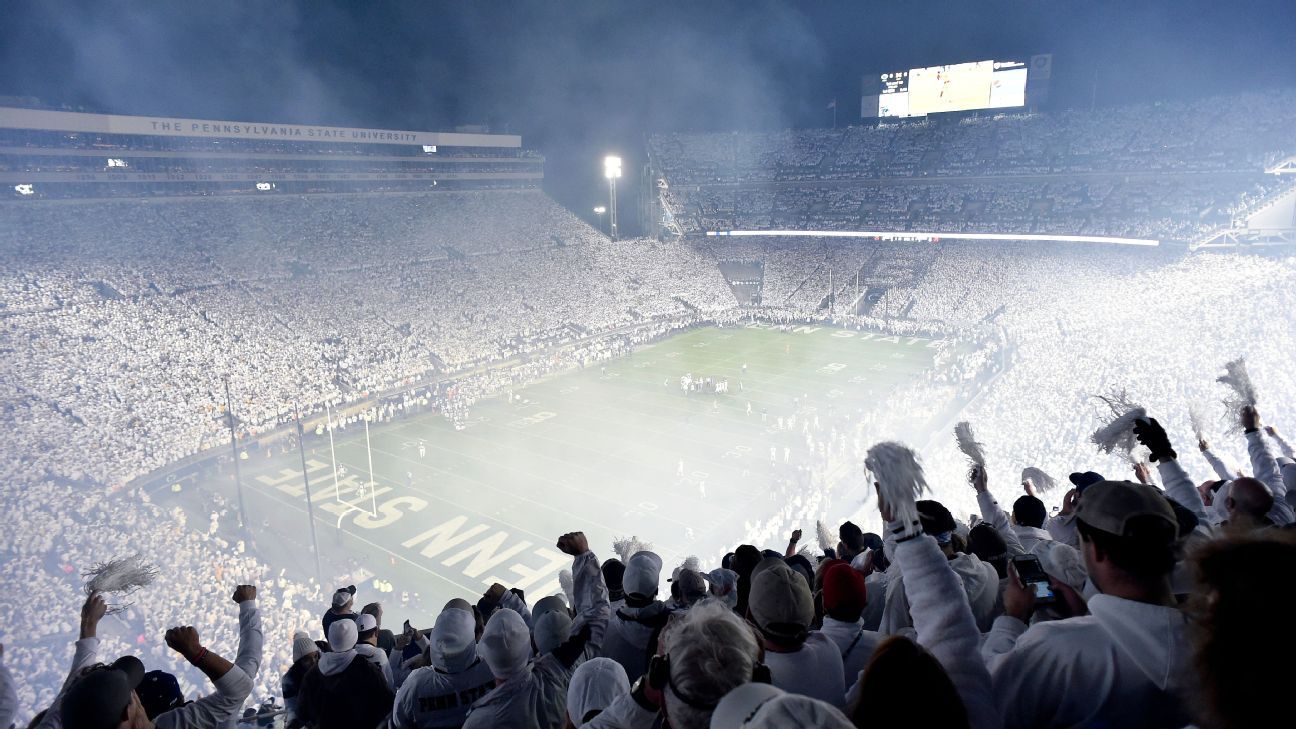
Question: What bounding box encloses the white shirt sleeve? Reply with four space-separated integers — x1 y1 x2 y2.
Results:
0 657 18 729
154 665 254 729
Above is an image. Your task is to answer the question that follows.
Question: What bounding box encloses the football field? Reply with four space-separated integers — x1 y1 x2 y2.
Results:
213 323 945 620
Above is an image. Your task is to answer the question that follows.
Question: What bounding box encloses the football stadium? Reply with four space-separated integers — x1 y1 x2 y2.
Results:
1 2 1295 728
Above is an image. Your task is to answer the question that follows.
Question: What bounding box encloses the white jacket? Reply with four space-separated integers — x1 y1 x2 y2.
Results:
463 550 610 729
976 491 1086 592
881 551 1001 634
889 534 1000 729
217 599 263 729
983 594 1190 729
1248 430 1293 525
817 616 883 694
356 641 395 689
0 653 17 729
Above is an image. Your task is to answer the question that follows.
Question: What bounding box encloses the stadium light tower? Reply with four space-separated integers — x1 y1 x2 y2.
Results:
603 155 621 240
593 205 607 235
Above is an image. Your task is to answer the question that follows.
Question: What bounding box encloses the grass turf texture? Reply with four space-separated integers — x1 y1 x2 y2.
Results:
209 324 941 616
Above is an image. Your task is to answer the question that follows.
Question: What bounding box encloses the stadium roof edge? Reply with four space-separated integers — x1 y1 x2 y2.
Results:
0 107 522 148
705 229 1160 246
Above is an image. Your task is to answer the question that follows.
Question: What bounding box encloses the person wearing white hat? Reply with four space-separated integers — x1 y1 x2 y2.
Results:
564 658 629 727
280 632 320 725
321 585 358 637
462 531 610 729
297 618 394 729
355 613 395 689
392 604 496 729
600 550 667 683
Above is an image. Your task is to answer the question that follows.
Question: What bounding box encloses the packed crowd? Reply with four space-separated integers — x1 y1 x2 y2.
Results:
5 398 1294 728
0 191 735 486
649 89 1296 243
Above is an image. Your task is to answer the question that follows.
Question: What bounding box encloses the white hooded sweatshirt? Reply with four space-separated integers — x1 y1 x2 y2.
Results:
983 594 1191 729
880 552 1001 634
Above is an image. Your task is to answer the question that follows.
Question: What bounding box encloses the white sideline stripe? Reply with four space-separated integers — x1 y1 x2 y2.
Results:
704 229 1161 246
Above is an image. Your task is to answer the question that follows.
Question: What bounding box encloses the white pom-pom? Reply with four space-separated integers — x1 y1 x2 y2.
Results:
865 442 928 536
680 555 700 574
1091 390 1147 457
1189 405 1208 443
611 536 654 564
1217 358 1259 432
558 570 575 605
83 554 159 615
954 421 987 468
816 520 835 553
1020 466 1058 493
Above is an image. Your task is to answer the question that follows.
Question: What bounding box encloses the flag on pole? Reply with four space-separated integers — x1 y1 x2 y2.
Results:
826 99 837 109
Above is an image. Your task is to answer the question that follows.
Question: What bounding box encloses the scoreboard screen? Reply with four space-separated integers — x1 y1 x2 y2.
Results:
868 59 1028 118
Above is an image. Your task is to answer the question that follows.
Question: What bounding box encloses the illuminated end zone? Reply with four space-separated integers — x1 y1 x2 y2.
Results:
704 229 1160 246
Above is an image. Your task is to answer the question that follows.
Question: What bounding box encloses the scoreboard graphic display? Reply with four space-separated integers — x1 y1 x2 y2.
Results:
867 59 1028 119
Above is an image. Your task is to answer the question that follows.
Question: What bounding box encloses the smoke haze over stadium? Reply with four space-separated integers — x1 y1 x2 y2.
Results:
3 2 1296 727
2 0 1293 233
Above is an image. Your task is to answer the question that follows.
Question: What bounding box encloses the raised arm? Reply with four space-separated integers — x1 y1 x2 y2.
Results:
1199 438 1237 481
1134 417 1209 524
972 466 1025 557
34 593 106 729
230 585 263 682
1243 407 1293 525
893 529 1000 729
1265 425 1296 460
153 620 254 727
0 645 16 729
553 531 611 668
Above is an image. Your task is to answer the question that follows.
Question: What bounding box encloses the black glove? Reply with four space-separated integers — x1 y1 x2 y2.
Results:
1133 417 1177 463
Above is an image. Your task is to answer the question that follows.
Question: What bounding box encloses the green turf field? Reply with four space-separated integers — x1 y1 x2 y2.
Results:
215 323 944 616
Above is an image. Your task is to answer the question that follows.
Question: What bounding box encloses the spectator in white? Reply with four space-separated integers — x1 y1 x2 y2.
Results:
321 586 358 637
983 480 1190 729
711 682 853 729
58 586 260 729
1239 406 1293 526
0 644 14 729
532 595 574 658
362 603 397 657
564 658 629 727
847 457 1000 729
815 561 881 694
972 468 1087 593
880 500 1001 633
392 601 495 729
280 633 319 727
356 613 395 689
296 618 394 729
599 551 667 683
585 599 764 729
746 556 844 707
462 531 610 729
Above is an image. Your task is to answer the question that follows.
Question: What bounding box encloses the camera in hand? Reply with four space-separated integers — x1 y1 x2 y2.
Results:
1012 554 1056 605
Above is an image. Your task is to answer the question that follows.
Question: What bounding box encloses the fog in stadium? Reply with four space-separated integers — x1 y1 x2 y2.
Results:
0 1 1294 727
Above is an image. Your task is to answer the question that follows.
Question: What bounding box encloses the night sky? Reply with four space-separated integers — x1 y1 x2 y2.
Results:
2 0 1293 231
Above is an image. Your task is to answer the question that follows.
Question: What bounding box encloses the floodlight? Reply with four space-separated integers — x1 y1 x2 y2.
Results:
594 206 606 214
603 155 622 180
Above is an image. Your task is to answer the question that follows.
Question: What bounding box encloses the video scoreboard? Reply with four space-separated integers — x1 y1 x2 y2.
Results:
863 59 1030 119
